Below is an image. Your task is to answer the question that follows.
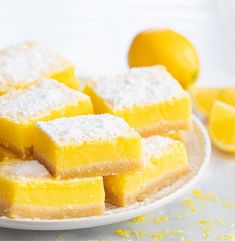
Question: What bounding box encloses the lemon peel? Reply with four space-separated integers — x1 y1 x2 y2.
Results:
220 234 235 241
131 215 146 223
114 229 131 238
153 215 169 224
209 101 235 153
133 230 145 240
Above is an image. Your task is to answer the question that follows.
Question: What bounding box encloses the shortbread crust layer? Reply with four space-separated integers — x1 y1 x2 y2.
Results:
0 202 104 219
35 153 142 178
105 165 189 207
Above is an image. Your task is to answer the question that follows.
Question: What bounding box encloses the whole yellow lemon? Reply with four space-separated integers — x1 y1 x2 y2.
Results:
128 29 199 89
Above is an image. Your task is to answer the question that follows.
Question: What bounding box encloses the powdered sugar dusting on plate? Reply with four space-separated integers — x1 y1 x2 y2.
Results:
0 79 90 123
89 66 186 110
36 114 139 146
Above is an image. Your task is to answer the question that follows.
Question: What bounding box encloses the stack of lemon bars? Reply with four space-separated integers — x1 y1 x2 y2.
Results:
0 41 192 219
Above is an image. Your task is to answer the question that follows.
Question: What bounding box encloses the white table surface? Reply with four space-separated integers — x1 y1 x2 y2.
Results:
0 0 234 240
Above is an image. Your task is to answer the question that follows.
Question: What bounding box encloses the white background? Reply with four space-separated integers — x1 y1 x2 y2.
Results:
0 0 235 240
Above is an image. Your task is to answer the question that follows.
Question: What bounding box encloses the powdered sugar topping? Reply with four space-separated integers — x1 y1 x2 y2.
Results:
142 135 174 165
89 66 186 110
36 114 139 146
0 41 73 93
0 79 90 123
0 160 50 179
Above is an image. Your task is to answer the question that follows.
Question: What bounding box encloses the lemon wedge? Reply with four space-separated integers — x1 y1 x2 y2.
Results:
190 86 235 117
209 101 235 153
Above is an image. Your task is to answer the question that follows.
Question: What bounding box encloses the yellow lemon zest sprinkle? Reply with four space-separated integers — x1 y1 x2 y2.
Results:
204 192 213 201
220 234 235 240
223 200 235 208
203 229 209 239
153 215 169 224
150 232 165 240
168 230 185 240
114 229 131 238
182 198 195 208
192 189 220 203
199 219 213 226
217 219 224 226
133 230 145 240
192 189 203 198
131 215 145 223
150 230 185 240
190 207 197 212
176 213 184 219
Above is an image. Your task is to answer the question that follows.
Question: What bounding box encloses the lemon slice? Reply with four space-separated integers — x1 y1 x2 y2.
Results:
190 86 235 117
209 101 235 153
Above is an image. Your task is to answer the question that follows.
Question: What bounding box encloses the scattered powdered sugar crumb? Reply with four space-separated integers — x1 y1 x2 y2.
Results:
0 78 89 123
90 66 185 110
36 114 139 145
142 135 173 165
0 40 73 91
0 160 50 179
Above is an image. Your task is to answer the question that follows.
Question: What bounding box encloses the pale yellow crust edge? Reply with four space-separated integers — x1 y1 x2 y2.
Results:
136 120 192 137
34 152 143 178
105 165 190 207
0 201 104 219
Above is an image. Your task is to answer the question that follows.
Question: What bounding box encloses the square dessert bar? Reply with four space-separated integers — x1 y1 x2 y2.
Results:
0 40 78 94
0 79 93 156
33 114 142 178
104 135 189 207
0 159 105 219
84 65 192 137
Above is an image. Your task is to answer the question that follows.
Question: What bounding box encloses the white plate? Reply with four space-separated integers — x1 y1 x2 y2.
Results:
0 115 211 230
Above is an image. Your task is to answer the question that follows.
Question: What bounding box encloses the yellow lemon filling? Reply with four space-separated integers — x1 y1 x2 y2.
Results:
0 159 105 219
33 114 142 178
0 79 93 156
104 135 189 206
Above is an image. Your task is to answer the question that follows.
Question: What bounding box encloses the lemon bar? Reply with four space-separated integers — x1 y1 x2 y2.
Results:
104 135 189 207
0 79 93 156
84 66 192 137
33 114 142 178
0 41 78 94
0 159 104 219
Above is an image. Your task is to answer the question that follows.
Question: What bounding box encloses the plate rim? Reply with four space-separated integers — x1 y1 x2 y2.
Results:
0 115 211 230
